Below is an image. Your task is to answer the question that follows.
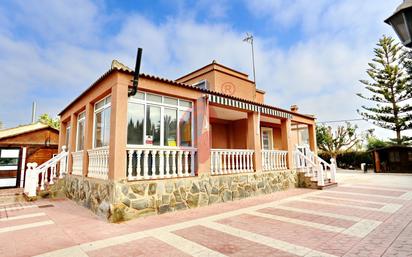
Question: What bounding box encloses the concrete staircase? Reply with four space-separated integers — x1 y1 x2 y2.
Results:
294 145 337 190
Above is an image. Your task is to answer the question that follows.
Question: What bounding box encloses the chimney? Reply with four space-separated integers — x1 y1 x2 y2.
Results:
290 105 299 112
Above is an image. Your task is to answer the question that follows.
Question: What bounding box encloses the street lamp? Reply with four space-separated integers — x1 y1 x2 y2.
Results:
385 0 412 48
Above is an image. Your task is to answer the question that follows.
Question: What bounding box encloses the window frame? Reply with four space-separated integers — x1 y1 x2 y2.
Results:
93 95 112 149
76 111 86 151
127 91 194 149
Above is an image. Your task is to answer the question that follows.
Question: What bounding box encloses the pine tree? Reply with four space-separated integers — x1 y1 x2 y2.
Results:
357 36 412 145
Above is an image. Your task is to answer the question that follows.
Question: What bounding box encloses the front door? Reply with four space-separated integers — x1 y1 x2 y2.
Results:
0 148 21 188
261 128 273 150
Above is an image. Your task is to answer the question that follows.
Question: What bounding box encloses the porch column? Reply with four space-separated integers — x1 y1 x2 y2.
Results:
108 82 128 181
195 96 211 175
58 121 67 152
247 112 262 172
308 123 318 156
281 119 293 169
68 114 77 174
83 102 94 177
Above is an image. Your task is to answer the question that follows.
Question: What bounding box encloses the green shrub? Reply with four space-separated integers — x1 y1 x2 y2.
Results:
318 151 373 169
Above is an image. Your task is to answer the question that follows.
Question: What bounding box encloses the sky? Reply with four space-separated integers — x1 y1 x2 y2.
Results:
0 0 409 140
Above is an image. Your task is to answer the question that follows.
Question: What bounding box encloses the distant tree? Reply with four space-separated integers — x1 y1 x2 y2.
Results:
316 122 360 160
38 114 60 130
366 136 388 151
357 35 412 145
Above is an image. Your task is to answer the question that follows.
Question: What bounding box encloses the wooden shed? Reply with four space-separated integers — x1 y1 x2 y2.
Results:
371 146 412 173
0 122 59 188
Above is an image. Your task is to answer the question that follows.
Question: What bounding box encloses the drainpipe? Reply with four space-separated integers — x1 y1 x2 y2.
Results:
128 48 143 97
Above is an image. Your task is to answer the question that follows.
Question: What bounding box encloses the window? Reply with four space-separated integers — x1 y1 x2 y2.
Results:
127 91 193 147
164 108 177 146
146 105 161 145
65 124 71 149
127 103 144 145
192 80 209 90
261 127 274 150
94 96 111 148
76 112 86 151
389 151 401 162
0 149 19 167
179 111 192 146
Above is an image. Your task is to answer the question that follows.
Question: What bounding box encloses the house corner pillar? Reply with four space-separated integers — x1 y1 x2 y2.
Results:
281 119 293 169
195 96 211 176
308 123 318 156
247 112 262 172
68 113 77 174
83 102 94 177
108 83 128 181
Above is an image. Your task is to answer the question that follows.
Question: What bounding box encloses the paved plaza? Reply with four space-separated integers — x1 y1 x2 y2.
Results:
1 172 412 257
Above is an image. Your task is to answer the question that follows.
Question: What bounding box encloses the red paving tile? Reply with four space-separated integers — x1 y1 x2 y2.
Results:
1 180 412 257
174 225 298 257
283 200 391 221
354 184 412 191
305 196 385 208
0 215 49 228
344 201 412 257
87 236 191 257
257 207 356 228
329 187 405 197
317 191 407 204
217 213 343 249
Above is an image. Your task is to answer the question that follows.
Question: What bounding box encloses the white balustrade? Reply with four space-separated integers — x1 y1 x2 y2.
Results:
294 145 337 186
24 146 68 197
71 151 83 176
261 150 288 171
87 147 109 180
210 149 254 175
126 147 197 181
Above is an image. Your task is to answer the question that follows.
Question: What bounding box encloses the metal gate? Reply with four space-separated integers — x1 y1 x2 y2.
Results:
0 148 21 188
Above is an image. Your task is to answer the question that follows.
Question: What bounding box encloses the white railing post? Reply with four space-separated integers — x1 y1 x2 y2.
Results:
184 151 189 177
330 158 337 183
159 150 165 179
318 164 325 186
127 150 133 180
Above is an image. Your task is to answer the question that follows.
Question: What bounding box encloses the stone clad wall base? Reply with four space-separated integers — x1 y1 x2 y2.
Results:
58 170 299 222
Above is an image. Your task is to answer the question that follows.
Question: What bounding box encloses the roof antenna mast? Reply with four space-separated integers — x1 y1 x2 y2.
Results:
128 48 143 97
243 33 256 84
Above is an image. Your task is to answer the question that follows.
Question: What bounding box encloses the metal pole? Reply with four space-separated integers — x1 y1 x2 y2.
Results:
243 33 257 84
251 37 256 84
31 102 36 123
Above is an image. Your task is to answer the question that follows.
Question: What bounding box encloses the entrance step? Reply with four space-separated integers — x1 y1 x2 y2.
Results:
0 188 25 205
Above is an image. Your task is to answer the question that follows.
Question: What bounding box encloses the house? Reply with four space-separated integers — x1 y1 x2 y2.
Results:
25 60 335 221
0 122 59 188
372 146 412 173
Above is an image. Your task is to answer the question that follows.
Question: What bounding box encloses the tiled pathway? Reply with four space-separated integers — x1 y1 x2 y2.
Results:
1 173 412 257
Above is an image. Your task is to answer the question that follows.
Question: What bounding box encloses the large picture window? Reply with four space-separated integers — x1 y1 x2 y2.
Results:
94 96 111 148
127 92 193 147
76 112 86 151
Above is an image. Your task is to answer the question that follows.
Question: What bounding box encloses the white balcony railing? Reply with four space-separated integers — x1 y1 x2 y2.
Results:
87 147 109 180
262 150 288 171
126 147 197 181
71 151 83 176
210 149 254 175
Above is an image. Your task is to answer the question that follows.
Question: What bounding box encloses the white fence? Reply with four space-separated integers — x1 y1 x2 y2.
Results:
71 151 83 176
87 147 109 180
294 145 336 186
262 150 288 171
126 147 197 181
24 146 68 197
210 149 254 175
